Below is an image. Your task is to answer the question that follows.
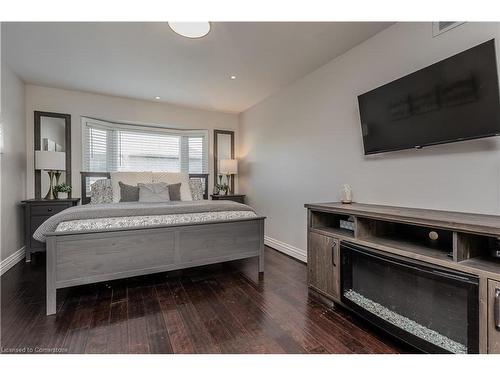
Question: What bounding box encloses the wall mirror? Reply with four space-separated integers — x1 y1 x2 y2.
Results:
34 111 72 199
213 129 235 193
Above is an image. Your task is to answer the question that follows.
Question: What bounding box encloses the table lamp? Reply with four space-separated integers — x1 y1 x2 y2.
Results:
219 159 238 194
35 151 66 200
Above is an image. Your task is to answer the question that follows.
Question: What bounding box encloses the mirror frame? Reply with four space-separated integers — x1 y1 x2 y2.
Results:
213 129 235 193
34 111 72 199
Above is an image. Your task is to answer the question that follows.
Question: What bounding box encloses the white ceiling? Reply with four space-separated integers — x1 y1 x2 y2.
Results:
3 22 392 113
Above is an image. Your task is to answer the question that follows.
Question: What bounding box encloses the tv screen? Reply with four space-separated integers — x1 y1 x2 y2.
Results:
358 39 500 155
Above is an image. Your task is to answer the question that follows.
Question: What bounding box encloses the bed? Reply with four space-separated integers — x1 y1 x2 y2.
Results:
39 172 265 315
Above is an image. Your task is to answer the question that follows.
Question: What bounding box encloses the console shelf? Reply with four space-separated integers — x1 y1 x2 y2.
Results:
310 226 354 239
358 235 453 264
305 202 500 354
459 256 500 276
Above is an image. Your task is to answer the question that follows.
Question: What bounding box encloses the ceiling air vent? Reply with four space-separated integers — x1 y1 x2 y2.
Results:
433 22 465 37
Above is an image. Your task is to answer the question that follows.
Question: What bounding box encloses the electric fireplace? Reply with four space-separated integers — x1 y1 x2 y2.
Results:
341 241 479 353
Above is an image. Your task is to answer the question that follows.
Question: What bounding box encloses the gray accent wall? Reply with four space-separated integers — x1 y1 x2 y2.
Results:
239 22 500 260
1 26 27 262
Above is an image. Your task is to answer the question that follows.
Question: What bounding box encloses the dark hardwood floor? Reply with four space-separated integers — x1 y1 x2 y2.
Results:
0 247 412 354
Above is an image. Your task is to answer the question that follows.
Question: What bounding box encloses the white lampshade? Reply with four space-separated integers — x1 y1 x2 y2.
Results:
219 159 238 175
35 151 66 171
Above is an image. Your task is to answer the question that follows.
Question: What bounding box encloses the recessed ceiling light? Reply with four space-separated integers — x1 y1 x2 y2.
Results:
155 96 161 100
168 22 210 39
230 75 237 80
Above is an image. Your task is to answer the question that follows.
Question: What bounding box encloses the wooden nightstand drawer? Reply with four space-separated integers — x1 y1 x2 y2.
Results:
22 198 80 262
210 194 246 204
31 204 70 216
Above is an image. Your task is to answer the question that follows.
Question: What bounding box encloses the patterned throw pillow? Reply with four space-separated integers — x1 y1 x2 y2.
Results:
189 178 204 200
90 179 113 204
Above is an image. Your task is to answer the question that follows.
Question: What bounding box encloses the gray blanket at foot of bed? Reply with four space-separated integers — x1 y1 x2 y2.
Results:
33 200 255 242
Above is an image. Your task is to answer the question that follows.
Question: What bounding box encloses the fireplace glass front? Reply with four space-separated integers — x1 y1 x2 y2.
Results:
340 242 479 353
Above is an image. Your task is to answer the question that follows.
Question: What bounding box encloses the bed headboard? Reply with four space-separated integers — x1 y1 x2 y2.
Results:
80 172 209 204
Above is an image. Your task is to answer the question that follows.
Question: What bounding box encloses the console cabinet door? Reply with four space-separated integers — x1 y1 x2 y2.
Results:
307 231 340 300
488 279 500 353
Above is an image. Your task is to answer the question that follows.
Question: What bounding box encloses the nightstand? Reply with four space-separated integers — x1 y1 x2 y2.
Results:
22 198 80 262
210 194 246 204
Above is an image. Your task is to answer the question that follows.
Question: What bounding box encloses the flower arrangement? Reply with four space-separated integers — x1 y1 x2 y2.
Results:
54 183 72 199
216 183 229 195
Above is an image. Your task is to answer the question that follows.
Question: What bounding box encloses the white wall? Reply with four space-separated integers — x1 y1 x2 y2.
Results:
239 22 500 259
1 57 27 262
25 85 240 199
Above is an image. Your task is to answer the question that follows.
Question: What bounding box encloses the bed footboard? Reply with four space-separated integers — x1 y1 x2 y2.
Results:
46 217 265 315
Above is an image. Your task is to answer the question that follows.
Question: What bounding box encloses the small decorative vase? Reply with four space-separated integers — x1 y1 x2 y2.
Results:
341 184 353 204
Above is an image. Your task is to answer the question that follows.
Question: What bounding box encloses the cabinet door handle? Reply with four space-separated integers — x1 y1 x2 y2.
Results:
495 288 500 331
332 242 337 267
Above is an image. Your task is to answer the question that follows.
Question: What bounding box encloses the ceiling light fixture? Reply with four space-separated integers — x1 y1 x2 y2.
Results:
155 96 161 100
168 22 211 39
230 75 237 80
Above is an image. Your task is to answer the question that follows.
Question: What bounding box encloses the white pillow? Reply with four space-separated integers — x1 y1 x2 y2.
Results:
152 172 192 201
138 182 170 202
110 171 153 203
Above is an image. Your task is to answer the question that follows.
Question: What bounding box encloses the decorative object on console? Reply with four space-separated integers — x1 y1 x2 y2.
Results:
35 150 66 200
341 184 352 204
489 237 500 259
428 230 439 241
220 159 238 195
339 216 355 232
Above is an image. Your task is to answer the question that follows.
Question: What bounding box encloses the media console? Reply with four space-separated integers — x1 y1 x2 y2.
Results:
304 202 500 354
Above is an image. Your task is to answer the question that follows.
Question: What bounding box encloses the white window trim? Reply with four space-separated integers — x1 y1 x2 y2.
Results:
81 116 209 173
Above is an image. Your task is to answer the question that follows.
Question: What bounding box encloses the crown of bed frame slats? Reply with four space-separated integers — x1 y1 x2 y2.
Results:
80 171 209 204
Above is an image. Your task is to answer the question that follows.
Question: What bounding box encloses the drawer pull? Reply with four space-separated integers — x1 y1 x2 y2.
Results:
332 242 337 267
495 288 500 331
47 208 53 212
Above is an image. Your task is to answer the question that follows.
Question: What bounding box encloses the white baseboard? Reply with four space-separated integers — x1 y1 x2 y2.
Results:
264 236 307 262
0 246 25 276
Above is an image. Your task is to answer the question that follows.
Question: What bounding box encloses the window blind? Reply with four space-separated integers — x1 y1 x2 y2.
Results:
82 117 208 174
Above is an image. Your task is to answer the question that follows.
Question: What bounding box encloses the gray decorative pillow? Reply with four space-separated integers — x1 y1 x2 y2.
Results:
90 179 113 204
168 183 182 201
138 182 170 202
119 181 139 202
189 178 204 200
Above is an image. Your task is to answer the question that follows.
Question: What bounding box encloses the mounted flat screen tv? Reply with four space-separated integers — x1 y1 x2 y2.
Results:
358 39 500 155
